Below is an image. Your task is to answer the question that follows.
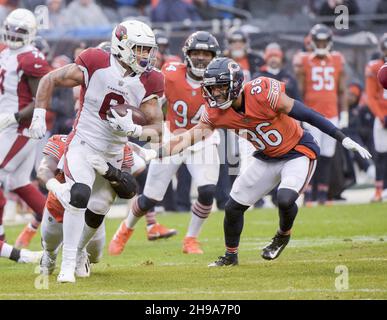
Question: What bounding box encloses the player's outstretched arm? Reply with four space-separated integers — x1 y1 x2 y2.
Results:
277 92 372 159
36 154 58 187
29 64 84 139
157 121 214 158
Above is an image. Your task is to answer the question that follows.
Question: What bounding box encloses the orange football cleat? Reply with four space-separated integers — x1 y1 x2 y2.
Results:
15 225 37 248
182 236 203 254
147 223 177 241
108 221 134 256
371 190 382 203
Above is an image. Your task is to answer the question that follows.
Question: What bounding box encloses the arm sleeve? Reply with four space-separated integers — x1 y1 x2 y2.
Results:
289 100 347 142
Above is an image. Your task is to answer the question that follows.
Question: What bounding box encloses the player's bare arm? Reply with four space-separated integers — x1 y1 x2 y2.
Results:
139 97 164 142
36 154 58 186
158 120 214 157
35 63 84 110
277 91 371 159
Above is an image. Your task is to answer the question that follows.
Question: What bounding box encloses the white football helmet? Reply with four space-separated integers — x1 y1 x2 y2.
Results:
2 8 37 50
111 20 157 75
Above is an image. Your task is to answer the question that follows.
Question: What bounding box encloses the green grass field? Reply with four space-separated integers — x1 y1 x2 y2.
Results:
1 203 387 300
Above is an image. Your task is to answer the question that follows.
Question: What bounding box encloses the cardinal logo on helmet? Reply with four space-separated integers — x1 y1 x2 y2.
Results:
115 25 128 41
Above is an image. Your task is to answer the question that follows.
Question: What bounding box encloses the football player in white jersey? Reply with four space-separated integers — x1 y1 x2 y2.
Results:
28 20 165 283
0 9 51 248
109 31 221 256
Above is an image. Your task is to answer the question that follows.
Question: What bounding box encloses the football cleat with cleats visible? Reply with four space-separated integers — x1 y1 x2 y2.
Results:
208 254 238 267
261 232 290 260
147 223 177 241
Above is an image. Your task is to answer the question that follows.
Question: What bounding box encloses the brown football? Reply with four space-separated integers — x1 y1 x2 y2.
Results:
377 64 387 89
107 104 148 126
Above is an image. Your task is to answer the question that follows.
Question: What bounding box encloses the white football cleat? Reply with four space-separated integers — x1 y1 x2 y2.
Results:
40 250 57 275
75 249 90 278
18 249 43 264
57 267 76 283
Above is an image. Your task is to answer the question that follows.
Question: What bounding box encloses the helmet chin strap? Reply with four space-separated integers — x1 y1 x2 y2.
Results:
218 100 233 110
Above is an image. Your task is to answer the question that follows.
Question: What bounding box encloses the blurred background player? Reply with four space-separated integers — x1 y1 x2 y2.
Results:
293 23 348 206
223 26 264 82
153 29 182 69
0 239 42 263
109 31 221 255
365 33 387 202
0 9 51 248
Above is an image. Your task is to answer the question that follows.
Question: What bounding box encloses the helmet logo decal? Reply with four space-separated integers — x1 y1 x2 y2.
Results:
228 62 240 73
115 25 128 41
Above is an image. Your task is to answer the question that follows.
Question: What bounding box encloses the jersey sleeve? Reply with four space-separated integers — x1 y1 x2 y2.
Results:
122 144 134 170
140 69 165 102
75 48 110 87
246 77 285 113
19 50 51 77
43 135 66 162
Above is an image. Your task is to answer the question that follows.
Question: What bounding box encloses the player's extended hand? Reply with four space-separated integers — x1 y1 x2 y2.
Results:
134 144 157 162
46 178 71 209
29 108 47 139
0 113 17 132
342 137 372 159
107 109 143 138
87 154 109 176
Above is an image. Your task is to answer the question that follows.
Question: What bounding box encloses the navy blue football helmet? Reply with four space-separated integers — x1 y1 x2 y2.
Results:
202 57 244 110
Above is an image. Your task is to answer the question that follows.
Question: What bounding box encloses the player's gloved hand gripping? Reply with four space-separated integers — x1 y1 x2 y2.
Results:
45 178 71 209
107 109 143 138
29 108 47 139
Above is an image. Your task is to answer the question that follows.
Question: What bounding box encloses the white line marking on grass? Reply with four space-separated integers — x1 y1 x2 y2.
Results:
1 288 387 298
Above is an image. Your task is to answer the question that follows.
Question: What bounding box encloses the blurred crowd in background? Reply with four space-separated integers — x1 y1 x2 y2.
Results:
2 0 387 214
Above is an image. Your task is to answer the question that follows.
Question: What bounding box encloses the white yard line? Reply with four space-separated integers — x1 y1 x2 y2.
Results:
0 288 387 298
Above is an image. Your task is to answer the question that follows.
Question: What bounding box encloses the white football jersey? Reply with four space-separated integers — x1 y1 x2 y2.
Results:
72 48 164 154
0 45 51 134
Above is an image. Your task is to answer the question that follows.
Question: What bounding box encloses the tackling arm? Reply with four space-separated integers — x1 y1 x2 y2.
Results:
157 120 214 158
36 154 59 188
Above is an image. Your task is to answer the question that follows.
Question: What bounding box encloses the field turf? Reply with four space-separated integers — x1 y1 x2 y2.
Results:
0 203 387 300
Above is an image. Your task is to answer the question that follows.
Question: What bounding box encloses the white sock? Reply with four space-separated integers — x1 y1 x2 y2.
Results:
41 210 63 253
78 224 98 252
86 224 105 264
186 214 206 238
0 242 13 258
61 205 86 269
125 210 141 229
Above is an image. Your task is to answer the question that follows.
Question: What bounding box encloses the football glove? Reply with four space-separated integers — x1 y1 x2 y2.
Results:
29 108 47 139
342 137 372 159
0 113 17 132
107 109 143 138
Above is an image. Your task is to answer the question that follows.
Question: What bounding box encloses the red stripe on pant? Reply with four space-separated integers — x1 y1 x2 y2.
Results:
0 135 29 169
13 184 46 222
0 188 6 225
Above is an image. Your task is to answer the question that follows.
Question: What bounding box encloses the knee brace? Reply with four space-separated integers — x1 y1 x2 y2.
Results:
197 184 216 206
137 194 158 212
277 188 298 210
70 183 91 209
85 209 105 229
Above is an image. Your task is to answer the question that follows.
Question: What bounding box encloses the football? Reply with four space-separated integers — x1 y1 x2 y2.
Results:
107 103 148 126
377 63 387 89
